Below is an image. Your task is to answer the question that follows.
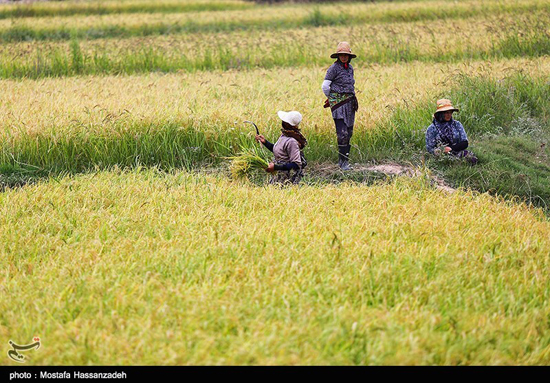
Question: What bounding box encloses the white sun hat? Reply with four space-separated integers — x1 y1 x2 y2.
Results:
277 110 302 127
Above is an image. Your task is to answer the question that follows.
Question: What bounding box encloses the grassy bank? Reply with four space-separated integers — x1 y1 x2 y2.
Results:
379 74 550 208
1 170 549 364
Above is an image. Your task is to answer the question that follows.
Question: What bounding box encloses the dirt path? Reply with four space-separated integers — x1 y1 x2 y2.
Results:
309 162 456 193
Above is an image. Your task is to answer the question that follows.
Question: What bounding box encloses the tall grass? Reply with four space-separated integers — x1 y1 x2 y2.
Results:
5 58 547 140
0 120 342 178
1 122 218 175
378 74 550 208
381 74 550 145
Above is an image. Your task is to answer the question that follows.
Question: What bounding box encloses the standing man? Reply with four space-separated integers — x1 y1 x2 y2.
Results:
322 41 358 171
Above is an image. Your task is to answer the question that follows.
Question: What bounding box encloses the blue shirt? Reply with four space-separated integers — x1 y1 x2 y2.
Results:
324 61 355 94
425 119 468 154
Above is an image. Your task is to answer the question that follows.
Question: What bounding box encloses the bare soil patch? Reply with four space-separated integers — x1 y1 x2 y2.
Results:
308 161 456 193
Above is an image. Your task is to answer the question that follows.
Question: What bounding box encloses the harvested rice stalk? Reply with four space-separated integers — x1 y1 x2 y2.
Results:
226 149 270 180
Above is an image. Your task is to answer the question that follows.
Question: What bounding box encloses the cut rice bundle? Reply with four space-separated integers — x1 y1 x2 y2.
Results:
227 149 270 180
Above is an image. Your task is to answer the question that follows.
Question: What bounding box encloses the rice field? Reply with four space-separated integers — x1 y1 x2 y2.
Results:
1 0 550 365
0 0 252 19
2 171 550 365
1 9 549 78
1 0 543 33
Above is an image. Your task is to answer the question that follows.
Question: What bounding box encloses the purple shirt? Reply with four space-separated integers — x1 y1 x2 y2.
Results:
273 135 302 166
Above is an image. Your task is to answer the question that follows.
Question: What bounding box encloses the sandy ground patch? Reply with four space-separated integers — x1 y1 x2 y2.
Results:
308 161 456 193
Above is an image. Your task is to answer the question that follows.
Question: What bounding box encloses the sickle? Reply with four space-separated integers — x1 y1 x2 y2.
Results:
244 121 260 135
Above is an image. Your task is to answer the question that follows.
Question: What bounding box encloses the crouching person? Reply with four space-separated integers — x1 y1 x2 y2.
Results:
255 111 307 185
426 99 478 164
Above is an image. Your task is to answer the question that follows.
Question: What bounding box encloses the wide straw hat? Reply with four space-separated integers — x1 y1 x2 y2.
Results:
330 41 357 59
278 111 302 127
434 99 459 114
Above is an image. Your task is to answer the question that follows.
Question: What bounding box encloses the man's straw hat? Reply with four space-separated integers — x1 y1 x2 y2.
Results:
330 41 357 59
434 99 459 114
278 110 302 127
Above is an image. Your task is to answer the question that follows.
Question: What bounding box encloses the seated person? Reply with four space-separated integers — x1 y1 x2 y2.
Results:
425 99 478 164
255 110 307 184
